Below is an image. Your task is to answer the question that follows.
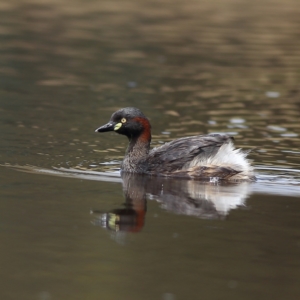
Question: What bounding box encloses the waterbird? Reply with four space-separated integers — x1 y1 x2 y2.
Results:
95 107 255 181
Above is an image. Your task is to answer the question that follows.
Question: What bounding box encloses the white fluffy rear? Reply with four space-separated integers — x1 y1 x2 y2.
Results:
187 141 253 174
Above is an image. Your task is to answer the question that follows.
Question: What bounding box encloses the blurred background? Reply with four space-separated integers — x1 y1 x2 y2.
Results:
1 0 300 169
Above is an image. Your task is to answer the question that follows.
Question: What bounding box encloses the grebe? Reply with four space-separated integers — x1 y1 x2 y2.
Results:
95 107 255 181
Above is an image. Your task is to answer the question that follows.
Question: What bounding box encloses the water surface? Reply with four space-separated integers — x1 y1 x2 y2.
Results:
1 0 300 299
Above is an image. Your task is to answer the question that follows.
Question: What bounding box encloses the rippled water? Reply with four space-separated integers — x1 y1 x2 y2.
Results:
1 1 300 299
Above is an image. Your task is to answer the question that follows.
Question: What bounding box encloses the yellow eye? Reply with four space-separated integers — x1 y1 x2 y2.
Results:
121 118 127 123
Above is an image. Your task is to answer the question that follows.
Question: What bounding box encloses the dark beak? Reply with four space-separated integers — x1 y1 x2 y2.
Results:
95 122 115 132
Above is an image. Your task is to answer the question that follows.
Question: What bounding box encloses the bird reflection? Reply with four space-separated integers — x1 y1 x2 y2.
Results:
92 173 251 233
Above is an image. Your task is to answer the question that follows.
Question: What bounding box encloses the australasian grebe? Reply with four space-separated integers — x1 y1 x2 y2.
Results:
95 107 255 181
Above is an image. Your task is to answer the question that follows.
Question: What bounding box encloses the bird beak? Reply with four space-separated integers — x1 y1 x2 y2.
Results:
95 122 115 132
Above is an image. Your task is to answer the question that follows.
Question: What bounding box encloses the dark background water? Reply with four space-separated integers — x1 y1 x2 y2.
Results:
1 0 300 299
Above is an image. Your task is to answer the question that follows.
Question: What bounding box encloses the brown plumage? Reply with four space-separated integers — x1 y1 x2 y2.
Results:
95 107 255 181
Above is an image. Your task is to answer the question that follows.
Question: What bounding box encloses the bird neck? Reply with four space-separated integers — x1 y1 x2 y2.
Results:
127 117 151 158
121 130 151 173
126 132 151 158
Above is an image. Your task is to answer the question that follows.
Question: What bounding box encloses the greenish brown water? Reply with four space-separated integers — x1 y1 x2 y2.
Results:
1 0 300 299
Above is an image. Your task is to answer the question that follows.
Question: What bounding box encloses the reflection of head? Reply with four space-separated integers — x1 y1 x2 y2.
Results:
101 208 145 233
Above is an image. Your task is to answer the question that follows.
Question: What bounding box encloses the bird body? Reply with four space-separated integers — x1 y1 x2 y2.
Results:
96 107 255 181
